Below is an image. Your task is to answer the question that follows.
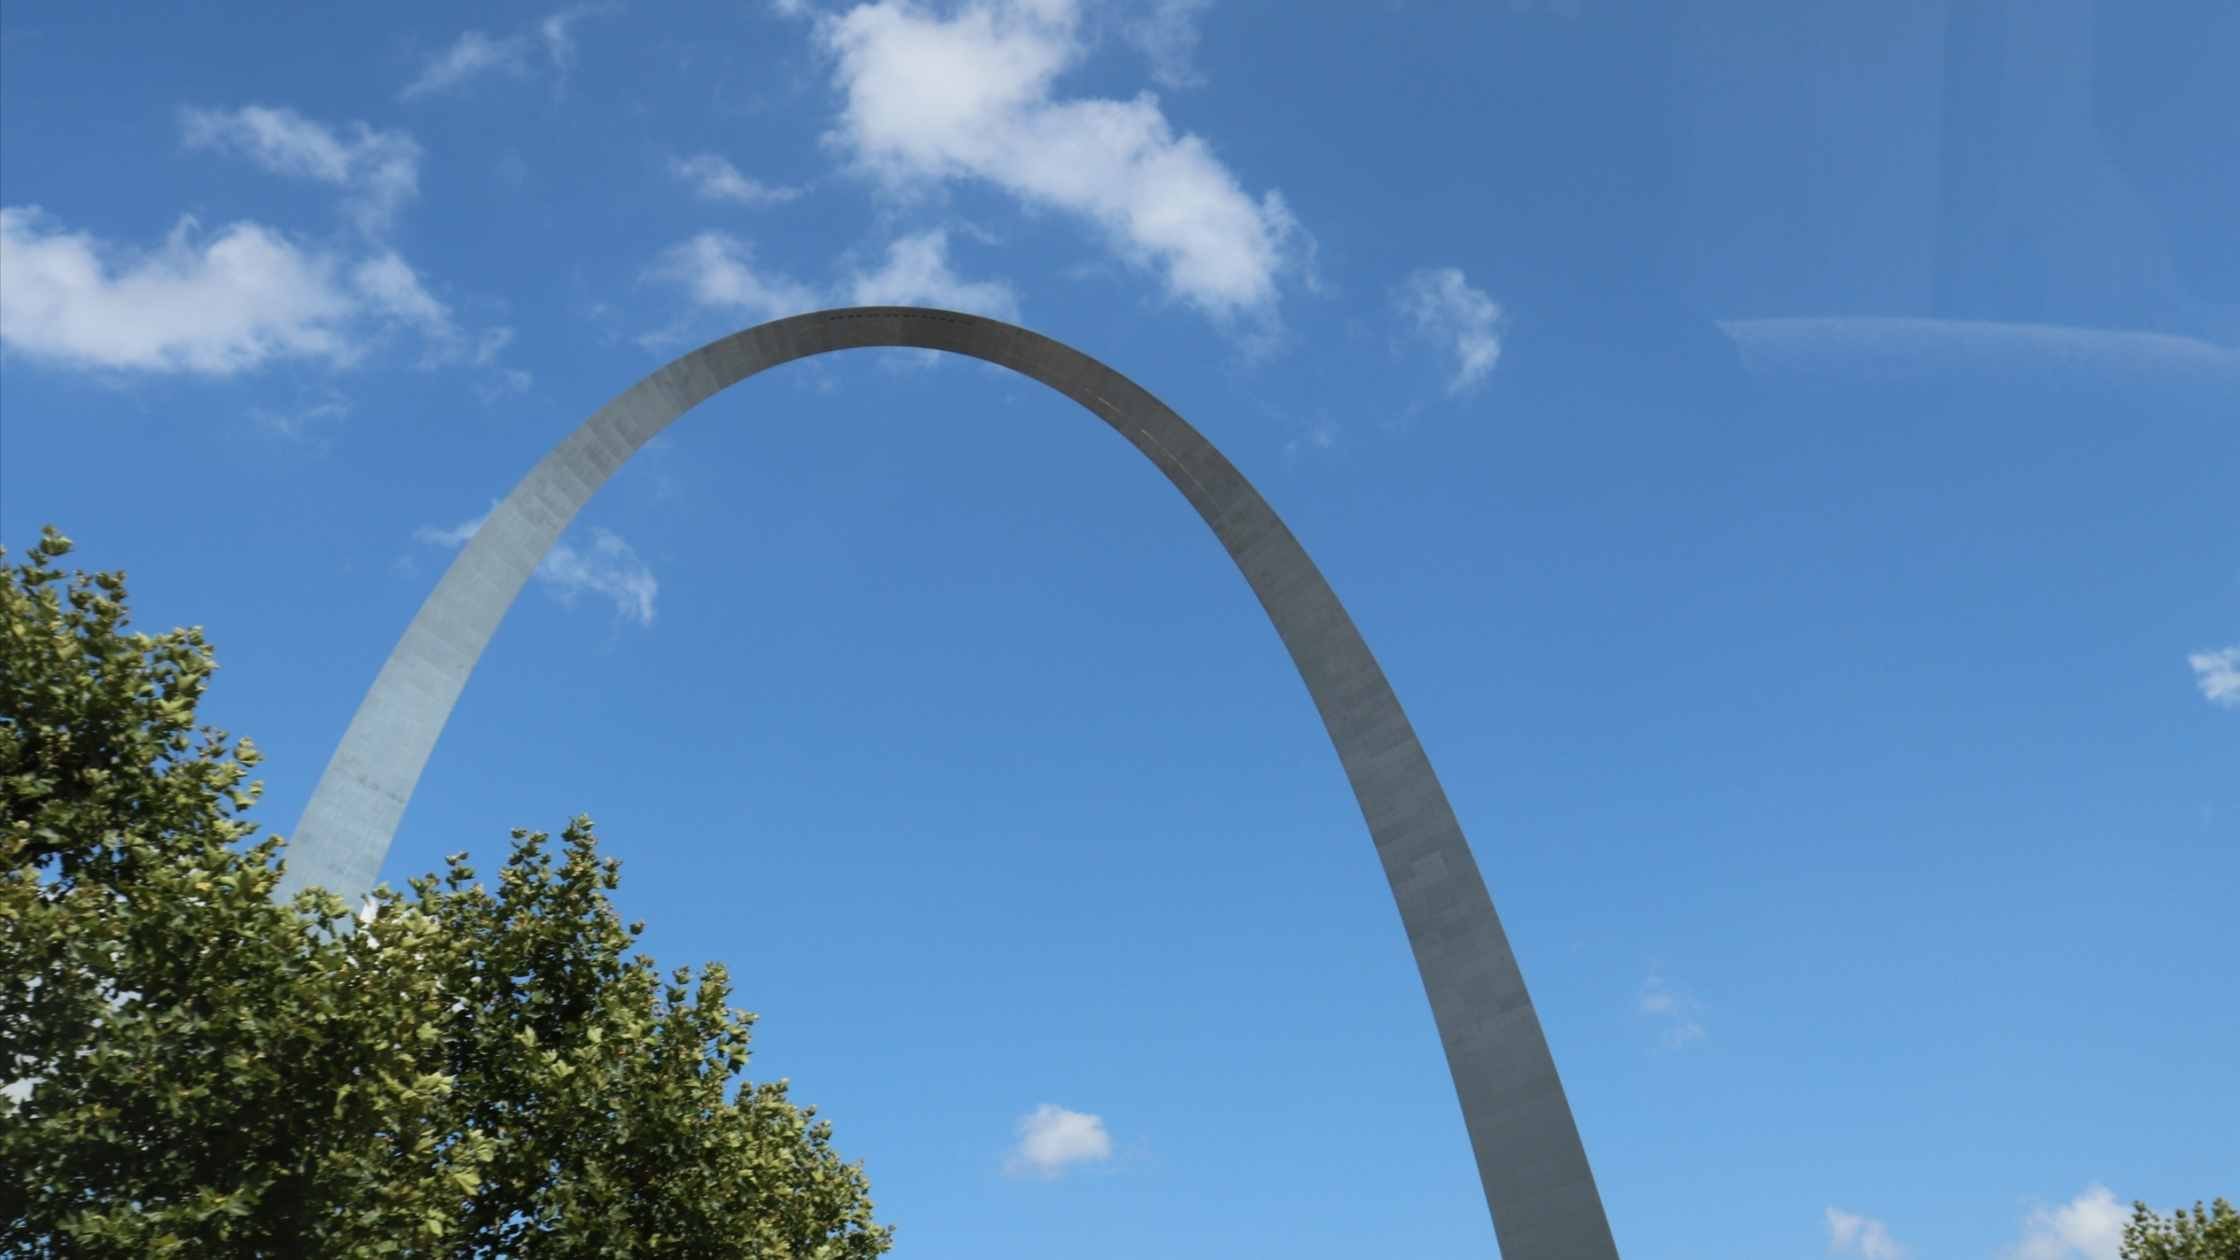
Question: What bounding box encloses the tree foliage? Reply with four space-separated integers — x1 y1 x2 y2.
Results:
2125 1198 2240 1260
1 527 894 1257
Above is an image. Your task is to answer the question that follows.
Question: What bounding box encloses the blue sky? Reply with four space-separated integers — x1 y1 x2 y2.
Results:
3 1 2235 1255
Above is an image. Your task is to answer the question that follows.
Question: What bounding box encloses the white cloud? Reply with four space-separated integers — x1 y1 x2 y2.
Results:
540 530 659 627
1395 266 1504 394
846 229 1019 320
415 508 659 627
1826 1206 1909 1260
179 104 421 236
472 326 516 366
539 4 616 75
251 393 353 441
1637 969 1705 1048
1121 0 1211 90
642 227 1015 350
670 153 804 207
816 0 1302 324
1282 413 1339 460
1003 1103 1112 1178
2189 645 2240 708
400 30 531 100
2006 1185 2126 1260
180 104 373 184
348 252 529 378
4 97 515 394
413 508 492 549
477 367 535 402
352 251 454 339
1716 318 2240 394
401 5 619 101
0 206 362 374
645 232 824 324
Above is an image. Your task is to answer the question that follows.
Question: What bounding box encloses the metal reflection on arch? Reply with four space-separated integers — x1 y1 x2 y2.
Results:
278 307 1621 1258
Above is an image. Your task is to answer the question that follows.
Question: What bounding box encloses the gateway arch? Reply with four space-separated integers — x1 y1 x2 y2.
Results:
277 307 1621 1258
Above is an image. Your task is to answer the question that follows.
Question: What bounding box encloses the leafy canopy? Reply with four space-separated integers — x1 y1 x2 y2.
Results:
2125 1198 2240 1260
1 526 894 1257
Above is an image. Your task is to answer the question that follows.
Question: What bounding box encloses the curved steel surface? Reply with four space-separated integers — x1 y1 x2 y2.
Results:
277 306 1619 1257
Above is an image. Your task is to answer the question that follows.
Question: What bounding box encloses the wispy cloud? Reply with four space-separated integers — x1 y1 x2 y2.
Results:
415 507 659 627
2005 1185 2125 1260
251 392 353 442
2188 645 2239 708
1282 413 1339 460
815 0 1305 329
540 530 659 626
642 232 824 334
400 4 620 101
846 229 1019 320
640 226 1014 348
670 153 803 207
1002 1103 1112 1179
399 30 531 100
538 4 616 76
1395 266 1504 395
353 251 455 341
1121 0 1212 90
471 326 516 367
1826 1206 1909 1260
476 367 535 402
1638 968 1705 1048
349 255 515 391
412 508 493 550
179 104 420 237
1716 318 2240 393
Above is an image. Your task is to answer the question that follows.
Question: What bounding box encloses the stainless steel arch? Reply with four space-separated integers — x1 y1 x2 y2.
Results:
278 306 1620 1257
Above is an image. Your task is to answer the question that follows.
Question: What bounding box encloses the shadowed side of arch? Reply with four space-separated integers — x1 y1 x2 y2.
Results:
276 307 1620 1258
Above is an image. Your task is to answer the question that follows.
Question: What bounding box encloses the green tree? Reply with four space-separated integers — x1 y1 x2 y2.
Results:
1 527 894 1257
2125 1198 2240 1260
